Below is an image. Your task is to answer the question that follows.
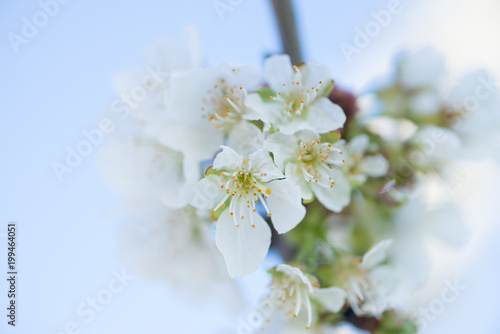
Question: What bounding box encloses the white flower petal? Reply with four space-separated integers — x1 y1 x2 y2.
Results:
279 117 313 135
213 145 244 171
366 116 418 142
411 126 461 167
244 93 277 125
169 68 217 122
326 147 345 165
266 179 306 233
215 209 271 278
182 154 203 184
310 169 351 212
170 62 260 122
360 240 393 270
189 175 225 210
285 163 313 200
157 122 223 163
264 54 294 92
276 264 314 292
348 173 368 186
306 97 346 134
144 28 202 72
117 204 232 293
399 48 446 90
311 287 347 313
249 148 284 182
227 121 264 155
360 154 389 178
296 130 320 143
347 134 369 156
301 62 331 95
265 132 299 170
409 91 441 116
99 136 187 208
212 62 261 90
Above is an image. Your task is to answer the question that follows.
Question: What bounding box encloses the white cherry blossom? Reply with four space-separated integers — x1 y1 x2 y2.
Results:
246 54 346 135
409 126 461 171
265 130 351 212
399 48 446 91
158 62 264 172
117 203 242 310
99 133 189 209
445 69 500 158
112 25 202 129
343 240 394 318
265 264 346 329
190 146 305 277
335 134 389 186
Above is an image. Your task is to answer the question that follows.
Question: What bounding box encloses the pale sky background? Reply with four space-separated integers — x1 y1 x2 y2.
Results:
1 0 499 333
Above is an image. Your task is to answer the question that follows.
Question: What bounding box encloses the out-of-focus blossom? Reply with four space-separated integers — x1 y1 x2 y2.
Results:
364 116 418 143
332 240 394 318
445 69 500 158
335 134 389 187
391 197 468 291
112 26 202 129
117 203 242 310
158 62 263 177
399 48 447 92
408 125 461 171
100 133 188 209
264 264 346 329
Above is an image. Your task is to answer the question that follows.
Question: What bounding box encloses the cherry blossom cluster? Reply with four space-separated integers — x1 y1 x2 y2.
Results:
100 30 499 333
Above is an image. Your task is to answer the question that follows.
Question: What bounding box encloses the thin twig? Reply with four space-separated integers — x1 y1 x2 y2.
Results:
270 0 303 64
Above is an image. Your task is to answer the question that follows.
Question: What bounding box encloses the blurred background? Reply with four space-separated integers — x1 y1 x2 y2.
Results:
1 0 499 333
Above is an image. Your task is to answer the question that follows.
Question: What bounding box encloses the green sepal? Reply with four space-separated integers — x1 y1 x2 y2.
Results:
210 197 231 221
254 87 277 102
320 131 342 144
205 166 222 177
375 310 418 334
322 79 335 98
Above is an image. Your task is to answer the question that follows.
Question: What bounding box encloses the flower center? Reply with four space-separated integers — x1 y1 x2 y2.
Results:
297 140 342 188
201 78 246 130
269 65 325 116
269 278 313 329
211 163 273 228
346 273 386 317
